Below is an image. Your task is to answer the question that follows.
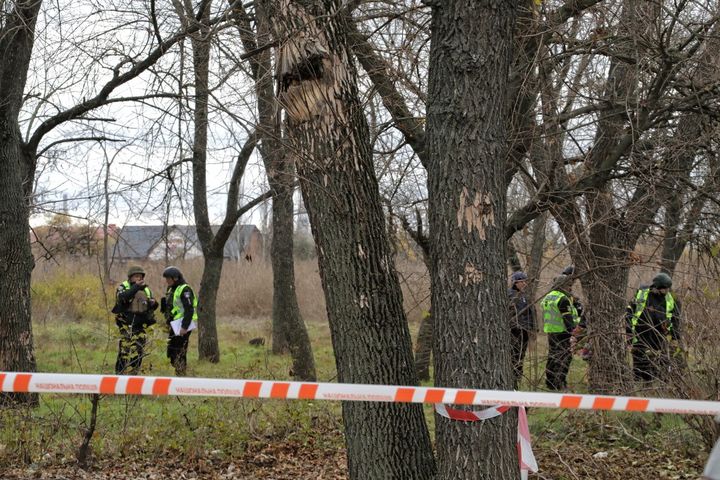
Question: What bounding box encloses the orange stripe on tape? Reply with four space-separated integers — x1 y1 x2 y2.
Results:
0 373 6 391
152 378 171 396
298 384 318 400
454 390 476 405
13 374 31 392
100 377 118 394
592 397 615 410
243 381 262 398
394 388 415 402
425 389 446 403
270 383 290 399
626 398 649 412
560 395 582 409
126 377 145 395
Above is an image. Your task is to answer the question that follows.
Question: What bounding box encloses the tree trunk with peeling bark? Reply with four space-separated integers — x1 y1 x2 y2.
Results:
234 1 316 380
426 1 520 478
0 1 43 404
270 1 435 477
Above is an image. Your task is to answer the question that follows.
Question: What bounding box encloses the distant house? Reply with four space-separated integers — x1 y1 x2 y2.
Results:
113 225 263 262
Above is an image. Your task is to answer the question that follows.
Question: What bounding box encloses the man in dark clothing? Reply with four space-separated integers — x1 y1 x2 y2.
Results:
111 266 158 374
542 274 581 391
508 271 536 387
626 272 681 382
161 266 197 376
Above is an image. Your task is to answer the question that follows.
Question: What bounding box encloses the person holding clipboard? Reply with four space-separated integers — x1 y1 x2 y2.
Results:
161 266 198 376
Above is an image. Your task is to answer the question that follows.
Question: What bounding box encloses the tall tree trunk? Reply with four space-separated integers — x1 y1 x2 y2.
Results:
272 1 435 477
0 1 43 404
185 1 221 362
232 0 316 379
526 213 546 304
414 311 433 381
426 1 519 478
198 252 223 356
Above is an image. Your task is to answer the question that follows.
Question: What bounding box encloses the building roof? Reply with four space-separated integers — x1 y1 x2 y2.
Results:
113 224 260 260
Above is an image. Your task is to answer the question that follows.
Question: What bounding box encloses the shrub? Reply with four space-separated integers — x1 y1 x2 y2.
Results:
32 272 111 323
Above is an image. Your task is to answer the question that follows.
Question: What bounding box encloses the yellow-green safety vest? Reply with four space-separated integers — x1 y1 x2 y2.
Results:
630 288 674 337
542 290 579 333
121 281 153 299
171 284 198 322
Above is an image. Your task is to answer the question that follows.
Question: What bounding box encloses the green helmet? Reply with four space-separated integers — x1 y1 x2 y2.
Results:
652 272 672 289
127 265 146 278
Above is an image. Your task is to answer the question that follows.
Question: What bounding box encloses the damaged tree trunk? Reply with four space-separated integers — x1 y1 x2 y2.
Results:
232 0 316 380
267 0 435 477
426 0 520 478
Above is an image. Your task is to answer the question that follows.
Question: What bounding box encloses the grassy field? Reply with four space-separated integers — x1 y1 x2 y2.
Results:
0 315 709 479
0 258 714 478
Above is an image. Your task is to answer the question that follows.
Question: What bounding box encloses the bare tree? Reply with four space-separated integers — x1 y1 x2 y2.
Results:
231 0 316 380
266 0 436 477
0 0 241 382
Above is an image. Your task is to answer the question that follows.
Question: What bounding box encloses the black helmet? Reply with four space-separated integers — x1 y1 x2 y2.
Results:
127 265 145 278
652 272 672 289
162 266 183 279
510 271 528 284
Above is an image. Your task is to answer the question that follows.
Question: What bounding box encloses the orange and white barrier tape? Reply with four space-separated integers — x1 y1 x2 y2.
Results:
435 404 537 479
2 372 719 479
2 372 719 415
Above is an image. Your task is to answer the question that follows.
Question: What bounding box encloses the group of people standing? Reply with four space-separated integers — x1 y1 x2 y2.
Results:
508 267 681 390
111 266 198 376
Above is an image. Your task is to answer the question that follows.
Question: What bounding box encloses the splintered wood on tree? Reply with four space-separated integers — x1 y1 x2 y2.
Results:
273 1 347 124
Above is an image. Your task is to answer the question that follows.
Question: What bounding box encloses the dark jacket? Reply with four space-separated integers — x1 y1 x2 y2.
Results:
508 287 536 331
626 286 681 349
162 281 196 330
111 281 158 328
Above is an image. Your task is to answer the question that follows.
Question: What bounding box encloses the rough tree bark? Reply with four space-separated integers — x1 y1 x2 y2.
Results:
181 0 222 362
232 0 316 380
425 1 520 478
270 0 436 477
0 1 43 403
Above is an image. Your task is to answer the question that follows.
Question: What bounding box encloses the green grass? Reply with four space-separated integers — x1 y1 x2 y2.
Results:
1 317 708 475
1 317 344 467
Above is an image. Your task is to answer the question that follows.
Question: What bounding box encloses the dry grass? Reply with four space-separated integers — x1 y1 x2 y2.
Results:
30 255 433 328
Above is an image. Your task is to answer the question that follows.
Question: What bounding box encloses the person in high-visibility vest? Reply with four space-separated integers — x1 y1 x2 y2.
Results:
111 265 158 374
161 266 198 376
508 271 536 388
542 274 581 391
625 272 681 382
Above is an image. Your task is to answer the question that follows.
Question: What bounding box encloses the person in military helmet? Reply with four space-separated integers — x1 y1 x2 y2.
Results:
626 272 681 382
111 265 158 374
508 271 536 387
161 266 197 376
542 274 581 391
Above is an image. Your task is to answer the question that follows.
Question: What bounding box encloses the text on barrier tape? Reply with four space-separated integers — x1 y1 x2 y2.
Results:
1 372 720 416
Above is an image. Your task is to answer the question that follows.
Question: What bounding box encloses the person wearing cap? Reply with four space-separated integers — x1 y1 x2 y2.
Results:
542 274 581 390
626 272 681 382
161 266 197 376
111 266 158 374
508 271 536 387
